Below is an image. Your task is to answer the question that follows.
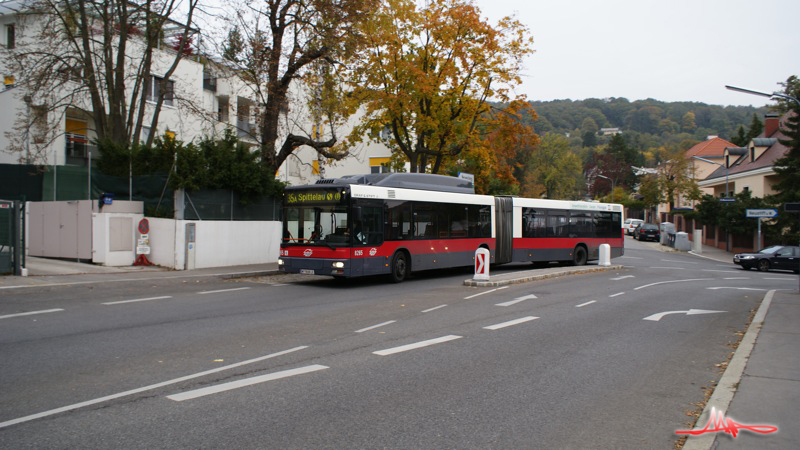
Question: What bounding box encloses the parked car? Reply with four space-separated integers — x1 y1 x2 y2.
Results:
624 219 644 235
634 223 660 241
733 245 800 273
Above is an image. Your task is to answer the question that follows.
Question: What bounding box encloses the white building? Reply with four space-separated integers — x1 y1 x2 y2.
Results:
0 0 388 185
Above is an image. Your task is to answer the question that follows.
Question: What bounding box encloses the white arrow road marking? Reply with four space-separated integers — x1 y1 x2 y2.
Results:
707 287 770 291
643 309 726 322
167 365 329 401
610 275 634 281
634 279 713 291
496 294 537 307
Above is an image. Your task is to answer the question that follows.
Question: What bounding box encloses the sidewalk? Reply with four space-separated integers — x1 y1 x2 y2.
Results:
0 256 279 289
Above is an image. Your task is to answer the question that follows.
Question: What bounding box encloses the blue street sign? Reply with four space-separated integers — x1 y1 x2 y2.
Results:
720 198 736 203
746 209 778 218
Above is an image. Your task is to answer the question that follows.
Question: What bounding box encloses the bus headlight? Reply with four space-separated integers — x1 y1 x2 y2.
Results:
332 261 345 269
278 258 284 266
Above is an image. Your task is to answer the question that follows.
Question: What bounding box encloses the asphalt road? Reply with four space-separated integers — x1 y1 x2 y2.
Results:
1 237 797 449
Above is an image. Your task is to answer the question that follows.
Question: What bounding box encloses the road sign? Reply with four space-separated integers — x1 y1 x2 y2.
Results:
746 209 778 218
719 198 736 203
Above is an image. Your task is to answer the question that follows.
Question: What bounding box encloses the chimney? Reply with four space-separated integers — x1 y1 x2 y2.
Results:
764 113 780 137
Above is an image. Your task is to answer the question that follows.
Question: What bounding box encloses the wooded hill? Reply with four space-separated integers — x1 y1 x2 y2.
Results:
526 97 768 152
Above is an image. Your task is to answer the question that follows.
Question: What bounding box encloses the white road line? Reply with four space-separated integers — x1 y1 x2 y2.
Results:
373 335 462 356
197 287 251 295
0 309 64 320
355 320 397 333
576 301 597 308
167 365 328 402
707 287 770 291
723 277 750 280
609 292 625 298
610 275 634 281
464 286 507 299
422 304 447 313
102 296 172 306
0 346 308 429
634 278 713 291
496 294 537 307
483 316 539 330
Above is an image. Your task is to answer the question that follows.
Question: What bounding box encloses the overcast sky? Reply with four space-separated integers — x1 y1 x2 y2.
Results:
474 0 800 107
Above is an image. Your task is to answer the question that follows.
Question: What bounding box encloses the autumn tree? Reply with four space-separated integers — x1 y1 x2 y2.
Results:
2 0 201 162
444 100 538 194
654 145 701 210
523 132 583 199
220 0 376 174
348 0 534 173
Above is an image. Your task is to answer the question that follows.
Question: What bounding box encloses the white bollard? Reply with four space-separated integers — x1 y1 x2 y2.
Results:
598 243 611 266
693 229 703 254
473 247 491 281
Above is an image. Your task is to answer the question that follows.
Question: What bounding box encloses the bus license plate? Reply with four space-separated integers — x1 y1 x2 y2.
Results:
300 269 315 275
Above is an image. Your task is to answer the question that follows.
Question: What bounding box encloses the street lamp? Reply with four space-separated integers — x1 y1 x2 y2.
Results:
725 85 800 107
691 155 730 199
597 174 615 202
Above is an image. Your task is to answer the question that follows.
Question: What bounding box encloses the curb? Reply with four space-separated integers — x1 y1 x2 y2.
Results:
463 265 624 287
220 270 280 280
682 289 775 450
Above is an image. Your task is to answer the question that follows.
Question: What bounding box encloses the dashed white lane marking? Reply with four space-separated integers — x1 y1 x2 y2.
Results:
610 275 634 281
373 335 462 356
723 277 750 280
483 316 539 330
0 309 64 320
634 278 713 291
496 294 537 307
197 287 251 295
576 301 597 308
609 292 625 298
355 320 397 333
167 365 329 402
422 304 447 313
0 346 308 429
102 296 172 305
464 286 508 299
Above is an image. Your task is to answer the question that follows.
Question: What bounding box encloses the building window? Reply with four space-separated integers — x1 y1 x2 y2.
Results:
6 24 14 49
148 75 174 106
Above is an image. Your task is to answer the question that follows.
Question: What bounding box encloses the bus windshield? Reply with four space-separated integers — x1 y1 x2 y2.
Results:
283 204 350 246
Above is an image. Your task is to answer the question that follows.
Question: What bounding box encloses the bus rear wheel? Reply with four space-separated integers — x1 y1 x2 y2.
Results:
390 252 408 283
572 246 588 266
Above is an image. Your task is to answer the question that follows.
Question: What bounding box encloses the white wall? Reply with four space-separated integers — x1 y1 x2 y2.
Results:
113 218 282 269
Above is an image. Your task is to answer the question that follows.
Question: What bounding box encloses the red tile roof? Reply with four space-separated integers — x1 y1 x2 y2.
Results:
685 137 735 159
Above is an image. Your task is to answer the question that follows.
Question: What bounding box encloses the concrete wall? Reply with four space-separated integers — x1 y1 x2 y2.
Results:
136 219 281 270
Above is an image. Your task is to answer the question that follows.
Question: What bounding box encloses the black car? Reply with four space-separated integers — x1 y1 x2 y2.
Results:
733 245 800 273
633 223 660 241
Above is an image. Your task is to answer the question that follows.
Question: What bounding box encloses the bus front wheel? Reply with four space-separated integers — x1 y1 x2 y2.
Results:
390 252 409 283
572 246 588 266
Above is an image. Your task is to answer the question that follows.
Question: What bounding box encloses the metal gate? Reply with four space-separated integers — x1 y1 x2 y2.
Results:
0 200 24 275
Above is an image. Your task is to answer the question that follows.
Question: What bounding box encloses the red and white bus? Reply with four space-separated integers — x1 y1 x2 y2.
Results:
279 173 623 281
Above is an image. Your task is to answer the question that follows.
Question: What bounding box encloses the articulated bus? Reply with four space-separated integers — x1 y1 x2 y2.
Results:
279 173 623 282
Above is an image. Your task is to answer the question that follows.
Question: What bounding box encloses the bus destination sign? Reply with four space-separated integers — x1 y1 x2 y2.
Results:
286 190 343 205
